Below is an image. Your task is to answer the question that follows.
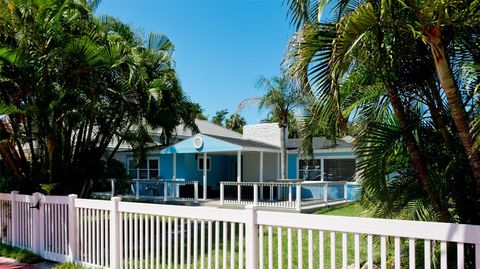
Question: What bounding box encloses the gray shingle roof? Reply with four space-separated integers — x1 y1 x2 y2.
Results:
174 119 243 139
287 137 353 150
206 134 280 150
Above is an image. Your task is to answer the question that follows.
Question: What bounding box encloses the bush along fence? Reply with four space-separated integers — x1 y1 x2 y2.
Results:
0 191 479 269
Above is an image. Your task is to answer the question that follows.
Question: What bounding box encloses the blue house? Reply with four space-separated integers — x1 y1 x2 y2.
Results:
113 120 358 201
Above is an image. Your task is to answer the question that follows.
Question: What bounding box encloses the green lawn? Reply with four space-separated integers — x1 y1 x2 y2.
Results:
314 202 365 217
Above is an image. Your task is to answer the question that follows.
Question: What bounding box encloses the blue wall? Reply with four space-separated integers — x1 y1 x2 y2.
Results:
125 153 237 191
300 183 361 201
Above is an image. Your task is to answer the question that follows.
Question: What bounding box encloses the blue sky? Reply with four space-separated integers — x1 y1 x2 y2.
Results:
96 0 295 124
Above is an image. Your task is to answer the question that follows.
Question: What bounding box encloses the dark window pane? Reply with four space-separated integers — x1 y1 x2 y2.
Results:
324 159 356 181
150 169 159 178
149 159 158 170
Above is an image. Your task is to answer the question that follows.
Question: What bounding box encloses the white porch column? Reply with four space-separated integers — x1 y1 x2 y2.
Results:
259 151 264 200
173 153 177 198
277 153 280 179
203 152 207 200
237 151 242 202
320 158 325 181
173 153 177 180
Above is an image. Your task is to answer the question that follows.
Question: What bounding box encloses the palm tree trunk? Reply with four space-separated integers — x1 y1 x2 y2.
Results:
425 26 480 190
280 125 287 179
387 86 451 222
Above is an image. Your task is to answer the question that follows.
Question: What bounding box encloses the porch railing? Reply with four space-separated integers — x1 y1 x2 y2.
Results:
0 192 478 269
107 179 198 203
219 181 357 210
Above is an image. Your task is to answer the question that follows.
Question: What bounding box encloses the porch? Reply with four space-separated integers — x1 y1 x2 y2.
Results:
100 178 360 212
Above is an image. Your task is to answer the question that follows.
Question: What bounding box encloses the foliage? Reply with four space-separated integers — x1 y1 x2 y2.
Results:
211 109 229 126
284 0 480 227
0 243 41 263
242 75 306 179
0 0 198 196
191 103 208 120
225 113 246 133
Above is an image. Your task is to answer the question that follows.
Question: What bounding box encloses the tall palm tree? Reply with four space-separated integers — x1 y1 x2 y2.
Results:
249 75 305 180
282 0 479 222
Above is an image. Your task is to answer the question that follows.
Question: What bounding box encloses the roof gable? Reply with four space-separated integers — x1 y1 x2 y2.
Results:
161 134 242 154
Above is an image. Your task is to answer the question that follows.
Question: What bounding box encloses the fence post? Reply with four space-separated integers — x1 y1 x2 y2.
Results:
288 185 292 204
194 182 199 203
237 185 242 203
344 182 348 202
10 191 18 247
269 184 274 202
253 184 258 206
110 197 121 269
135 180 140 200
31 192 41 255
164 182 168 202
323 182 328 206
68 194 78 262
245 205 258 269
295 184 301 211
110 179 116 197
219 183 224 206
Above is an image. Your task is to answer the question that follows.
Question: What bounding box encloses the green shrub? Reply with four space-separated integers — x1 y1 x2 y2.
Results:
0 243 41 263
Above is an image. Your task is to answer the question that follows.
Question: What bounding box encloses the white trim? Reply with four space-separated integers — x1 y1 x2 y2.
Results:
242 147 280 153
237 151 242 182
126 156 160 179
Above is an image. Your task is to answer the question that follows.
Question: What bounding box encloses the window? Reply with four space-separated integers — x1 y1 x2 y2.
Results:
128 158 159 179
299 159 321 180
324 159 355 181
298 158 356 181
198 157 211 171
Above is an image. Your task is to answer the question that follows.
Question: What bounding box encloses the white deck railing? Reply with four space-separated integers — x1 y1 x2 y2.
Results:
219 181 353 210
0 192 479 269
102 179 199 203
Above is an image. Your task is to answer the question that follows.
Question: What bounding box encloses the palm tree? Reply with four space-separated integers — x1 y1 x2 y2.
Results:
0 1 198 195
225 113 246 133
245 75 305 180
282 0 480 222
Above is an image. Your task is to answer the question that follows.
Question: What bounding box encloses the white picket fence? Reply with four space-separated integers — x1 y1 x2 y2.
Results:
0 191 479 269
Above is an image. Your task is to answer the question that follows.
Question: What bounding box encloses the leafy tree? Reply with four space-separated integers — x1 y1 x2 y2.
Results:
284 0 480 226
211 109 229 126
0 0 197 196
225 114 246 133
191 103 208 120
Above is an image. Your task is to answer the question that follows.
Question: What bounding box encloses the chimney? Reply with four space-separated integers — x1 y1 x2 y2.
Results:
242 123 287 147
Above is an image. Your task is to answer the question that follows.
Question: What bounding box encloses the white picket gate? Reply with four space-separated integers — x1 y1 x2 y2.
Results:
0 191 479 269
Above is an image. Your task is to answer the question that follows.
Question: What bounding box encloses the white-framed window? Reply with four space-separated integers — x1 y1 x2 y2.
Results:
128 158 159 179
324 159 355 181
299 159 322 180
298 157 356 181
197 157 211 171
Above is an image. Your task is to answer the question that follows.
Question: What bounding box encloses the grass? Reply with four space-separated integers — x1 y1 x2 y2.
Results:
52 263 87 269
0 243 42 263
314 202 364 216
